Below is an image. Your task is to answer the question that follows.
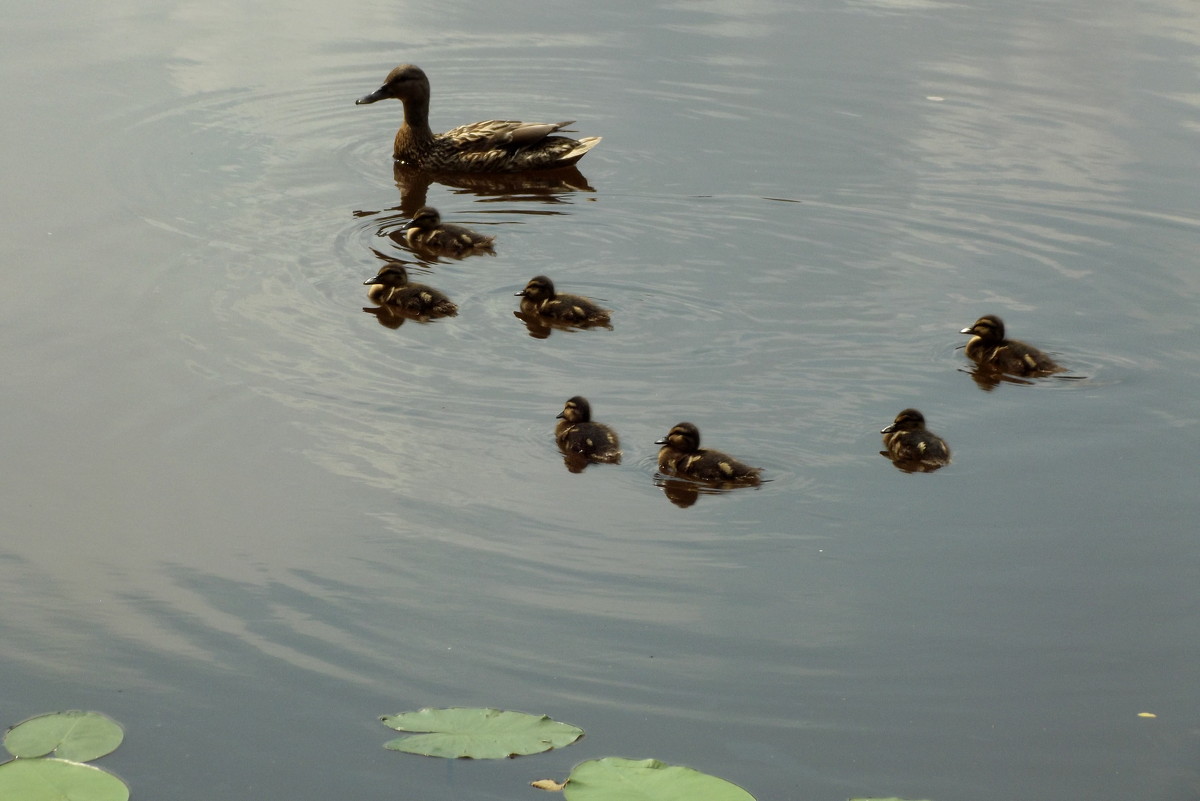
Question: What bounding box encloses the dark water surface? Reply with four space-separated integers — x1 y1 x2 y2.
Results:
4 0 1200 798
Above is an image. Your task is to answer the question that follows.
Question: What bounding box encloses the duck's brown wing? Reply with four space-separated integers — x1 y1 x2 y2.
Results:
441 119 576 150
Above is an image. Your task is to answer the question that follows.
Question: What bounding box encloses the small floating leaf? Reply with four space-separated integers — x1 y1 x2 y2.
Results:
0 757 129 801
4 711 124 761
532 778 567 791
380 707 583 759
562 757 755 801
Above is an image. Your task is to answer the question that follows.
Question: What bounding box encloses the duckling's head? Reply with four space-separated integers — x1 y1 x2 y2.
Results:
364 265 410 288
961 314 1005 341
557 396 593 424
356 64 429 105
516 275 555 301
403 206 441 231
655 422 701 453
881 408 927 434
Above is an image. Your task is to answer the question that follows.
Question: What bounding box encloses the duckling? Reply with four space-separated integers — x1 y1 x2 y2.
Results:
960 315 1062 375
880 409 951 466
555 396 621 463
363 265 457 317
356 64 601 172
655 422 762 485
401 206 495 257
515 276 611 326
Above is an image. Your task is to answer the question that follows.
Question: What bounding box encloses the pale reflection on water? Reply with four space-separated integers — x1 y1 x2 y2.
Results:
4 0 1200 799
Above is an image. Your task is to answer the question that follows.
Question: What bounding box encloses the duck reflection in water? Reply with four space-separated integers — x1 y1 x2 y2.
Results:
880 408 951 473
362 264 457 326
653 473 768 509
389 162 595 217
555 396 621 472
653 477 708 509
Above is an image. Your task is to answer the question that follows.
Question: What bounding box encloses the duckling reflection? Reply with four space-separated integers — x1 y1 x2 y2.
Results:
355 64 601 172
361 303 410 329
513 310 555 340
515 276 611 328
400 206 495 258
880 409 951 473
960 315 1063 377
654 476 703 509
655 422 762 486
363 265 457 319
555 396 621 470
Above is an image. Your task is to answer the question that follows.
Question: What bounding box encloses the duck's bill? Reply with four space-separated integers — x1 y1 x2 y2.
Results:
356 88 387 105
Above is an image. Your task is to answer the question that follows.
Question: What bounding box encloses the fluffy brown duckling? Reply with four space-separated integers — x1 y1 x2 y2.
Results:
960 315 1062 376
401 206 495 257
363 265 457 317
655 422 762 485
516 276 611 326
880 409 951 467
355 64 601 172
555 396 621 463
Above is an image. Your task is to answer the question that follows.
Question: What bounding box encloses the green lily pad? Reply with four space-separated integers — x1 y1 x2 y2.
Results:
381 707 583 759
562 757 756 801
4 711 124 761
0 757 129 801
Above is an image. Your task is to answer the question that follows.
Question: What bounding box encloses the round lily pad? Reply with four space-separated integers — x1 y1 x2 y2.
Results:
0 757 129 801
380 707 583 759
4 711 124 762
563 757 756 801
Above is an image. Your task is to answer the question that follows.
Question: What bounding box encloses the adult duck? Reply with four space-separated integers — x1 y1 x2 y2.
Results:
356 64 601 172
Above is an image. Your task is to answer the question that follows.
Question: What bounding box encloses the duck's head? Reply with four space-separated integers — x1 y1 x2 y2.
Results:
557 396 592 424
881 408 927 434
516 275 555 301
364 265 410 288
656 422 701 452
356 64 429 106
402 206 441 232
961 314 1005 341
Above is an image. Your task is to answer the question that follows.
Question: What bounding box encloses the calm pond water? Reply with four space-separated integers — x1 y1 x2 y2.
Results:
3 0 1199 798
